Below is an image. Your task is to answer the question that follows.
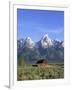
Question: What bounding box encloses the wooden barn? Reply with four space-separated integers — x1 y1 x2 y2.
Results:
36 59 48 64
32 59 48 67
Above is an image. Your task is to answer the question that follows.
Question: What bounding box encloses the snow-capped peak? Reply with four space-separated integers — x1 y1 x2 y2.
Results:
41 34 53 48
26 37 32 42
43 34 49 39
24 37 35 48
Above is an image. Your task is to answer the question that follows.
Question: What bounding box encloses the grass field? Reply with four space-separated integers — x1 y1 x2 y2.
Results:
17 63 64 81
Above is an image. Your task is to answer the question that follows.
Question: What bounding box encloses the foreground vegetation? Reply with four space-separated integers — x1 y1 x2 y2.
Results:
17 64 64 81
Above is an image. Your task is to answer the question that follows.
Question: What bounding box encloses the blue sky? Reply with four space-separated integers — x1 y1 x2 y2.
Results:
17 9 64 42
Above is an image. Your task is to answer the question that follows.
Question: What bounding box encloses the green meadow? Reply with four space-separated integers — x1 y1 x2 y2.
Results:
17 64 64 81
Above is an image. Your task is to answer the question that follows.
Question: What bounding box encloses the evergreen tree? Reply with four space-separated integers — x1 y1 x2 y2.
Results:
18 56 25 66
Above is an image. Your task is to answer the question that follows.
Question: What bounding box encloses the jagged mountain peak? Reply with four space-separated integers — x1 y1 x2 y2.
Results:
42 34 51 41
43 34 49 38
18 34 64 49
41 34 53 48
26 37 32 41
24 37 35 48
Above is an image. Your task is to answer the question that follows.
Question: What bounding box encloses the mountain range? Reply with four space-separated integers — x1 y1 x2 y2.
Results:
17 34 64 64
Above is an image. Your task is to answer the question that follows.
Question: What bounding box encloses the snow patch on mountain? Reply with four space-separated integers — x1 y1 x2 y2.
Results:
41 34 53 48
24 37 35 48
